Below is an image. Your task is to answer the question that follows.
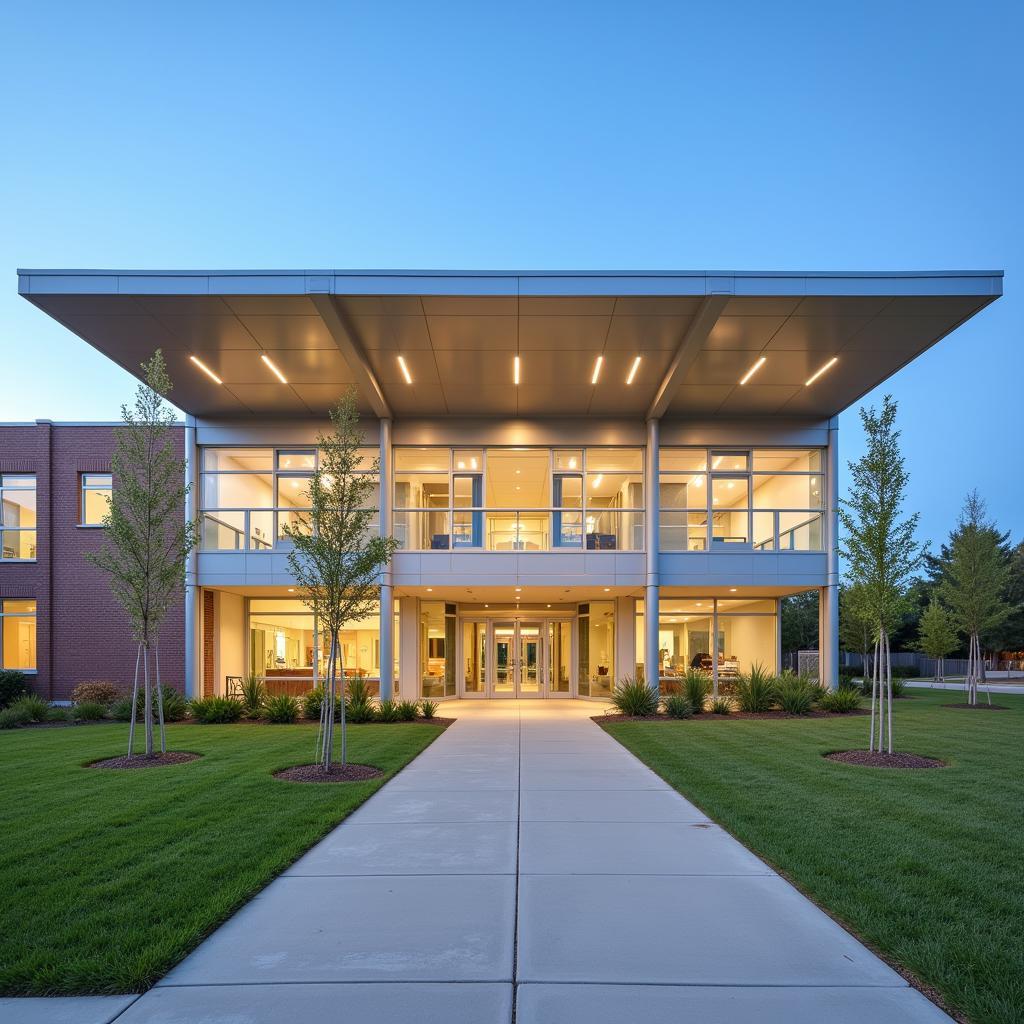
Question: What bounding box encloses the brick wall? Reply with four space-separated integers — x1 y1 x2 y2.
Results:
0 422 186 701
203 590 214 697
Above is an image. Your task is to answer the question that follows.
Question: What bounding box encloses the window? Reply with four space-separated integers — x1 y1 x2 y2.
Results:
1 599 36 671
81 473 112 525
578 601 615 697
660 448 825 552
420 601 456 697
1 475 36 561
198 446 378 551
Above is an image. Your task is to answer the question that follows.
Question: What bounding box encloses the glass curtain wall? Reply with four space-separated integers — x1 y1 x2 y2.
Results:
200 447 378 551
247 598 390 696
395 447 643 552
659 449 824 552
578 601 615 697
420 601 457 698
638 597 778 690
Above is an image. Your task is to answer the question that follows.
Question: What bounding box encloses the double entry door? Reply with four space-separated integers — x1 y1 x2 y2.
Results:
463 618 573 698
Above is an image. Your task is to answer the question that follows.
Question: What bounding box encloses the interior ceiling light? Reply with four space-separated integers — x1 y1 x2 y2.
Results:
190 355 222 385
568 457 578 469
712 456 724 470
513 355 521 385
626 356 641 385
805 357 838 386
592 473 604 489
591 355 604 385
261 354 288 384
739 356 766 386
729 587 737 592
397 355 413 384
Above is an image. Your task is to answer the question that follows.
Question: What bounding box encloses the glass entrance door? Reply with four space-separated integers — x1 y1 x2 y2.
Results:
491 621 546 698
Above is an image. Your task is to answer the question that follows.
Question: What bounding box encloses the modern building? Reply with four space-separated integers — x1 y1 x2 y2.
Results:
13 269 1001 702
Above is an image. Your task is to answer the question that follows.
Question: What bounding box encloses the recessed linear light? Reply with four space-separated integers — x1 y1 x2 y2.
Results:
739 356 766 386
626 356 642 385
513 355 521 385
397 355 413 384
805 357 838 386
190 355 222 385
591 355 604 385
260 354 288 384
426 587 433 592
729 588 737 592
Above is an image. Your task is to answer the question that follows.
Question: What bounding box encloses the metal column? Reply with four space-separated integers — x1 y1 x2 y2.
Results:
378 417 395 700
644 418 660 693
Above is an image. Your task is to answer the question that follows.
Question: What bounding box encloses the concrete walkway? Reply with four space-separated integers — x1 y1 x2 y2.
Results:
105 700 949 1023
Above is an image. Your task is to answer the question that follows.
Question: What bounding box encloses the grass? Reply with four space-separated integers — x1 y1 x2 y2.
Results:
0 720 442 995
603 689 1024 1024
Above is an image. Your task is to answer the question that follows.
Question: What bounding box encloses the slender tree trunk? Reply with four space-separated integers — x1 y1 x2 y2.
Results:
323 634 337 770
143 640 154 757
979 636 991 706
869 634 879 753
337 630 347 767
884 627 893 755
154 640 166 754
127 642 142 758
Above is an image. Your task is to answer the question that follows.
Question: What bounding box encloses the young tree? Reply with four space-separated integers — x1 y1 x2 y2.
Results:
283 391 398 770
88 350 195 757
938 492 1011 705
839 395 926 753
915 599 958 683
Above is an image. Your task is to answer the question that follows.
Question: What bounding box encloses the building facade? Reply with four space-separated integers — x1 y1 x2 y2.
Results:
0 421 186 700
16 269 1001 702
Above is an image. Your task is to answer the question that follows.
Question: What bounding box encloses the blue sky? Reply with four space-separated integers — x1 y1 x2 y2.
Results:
1 0 1020 549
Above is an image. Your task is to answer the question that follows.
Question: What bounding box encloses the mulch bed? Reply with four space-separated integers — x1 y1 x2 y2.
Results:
89 752 202 770
824 750 945 769
274 763 384 783
594 709 869 724
942 703 1010 711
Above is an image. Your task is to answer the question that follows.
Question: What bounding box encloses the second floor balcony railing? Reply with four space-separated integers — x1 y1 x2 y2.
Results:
199 507 823 553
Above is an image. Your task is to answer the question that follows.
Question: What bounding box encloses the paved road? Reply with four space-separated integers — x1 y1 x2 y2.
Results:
26 700 950 1023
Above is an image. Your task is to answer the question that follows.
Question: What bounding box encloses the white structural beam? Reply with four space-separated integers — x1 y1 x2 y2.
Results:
644 417 660 693
183 415 202 699
646 294 729 420
378 417 395 701
822 417 841 689
311 294 391 420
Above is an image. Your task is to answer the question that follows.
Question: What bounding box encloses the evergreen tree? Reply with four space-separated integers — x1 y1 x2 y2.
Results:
915 599 958 683
938 492 1011 705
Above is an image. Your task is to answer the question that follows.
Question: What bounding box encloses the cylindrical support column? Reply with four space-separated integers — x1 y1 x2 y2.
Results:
183 416 202 699
644 418 660 693
822 417 840 689
378 417 395 700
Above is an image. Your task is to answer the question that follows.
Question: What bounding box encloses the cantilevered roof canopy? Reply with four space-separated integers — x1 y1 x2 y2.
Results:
18 270 1001 420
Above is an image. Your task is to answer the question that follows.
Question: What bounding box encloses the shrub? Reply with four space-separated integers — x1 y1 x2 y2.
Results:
419 699 438 719
397 699 419 721
190 696 244 724
0 669 30 709
109 696 133 721
150 687 189 722
345 678 376 724
8 694 50 722
302 686 325 721
0 705 32 729
682 669 711 714
777 676 815 715
710 695 732 715
264 694 300 724
47 705 74 722
74 701 108 722
375 699 401 723
735 663 778 713
820 687 863 713
238 674 267 717
610 676 659 717
662 693 693 719
70 681 123 706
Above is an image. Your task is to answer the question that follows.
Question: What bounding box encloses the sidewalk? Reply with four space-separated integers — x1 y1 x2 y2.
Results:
77 699 951 1022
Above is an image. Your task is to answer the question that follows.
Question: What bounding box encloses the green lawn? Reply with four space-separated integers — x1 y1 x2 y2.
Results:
603 690 1024 1024
0 721 442 995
